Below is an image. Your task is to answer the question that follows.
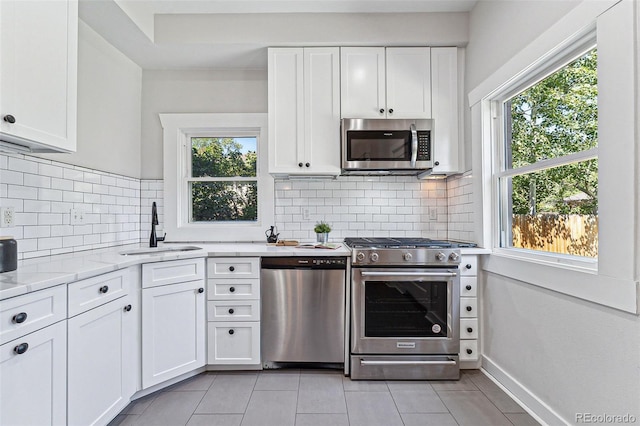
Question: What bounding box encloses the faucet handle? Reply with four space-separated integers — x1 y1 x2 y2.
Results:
157 233 166 242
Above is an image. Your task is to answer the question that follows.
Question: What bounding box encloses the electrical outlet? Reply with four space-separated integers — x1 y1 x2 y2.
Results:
1 207 15 227
70 208 86 225
302 208 310 220
428 207 438 221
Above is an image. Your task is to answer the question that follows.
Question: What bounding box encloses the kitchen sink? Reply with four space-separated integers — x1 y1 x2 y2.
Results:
119 245 202 256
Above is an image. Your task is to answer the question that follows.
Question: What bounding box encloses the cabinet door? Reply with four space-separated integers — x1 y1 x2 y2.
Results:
386 47 432 118
67 297 135 426
340 47 386 118
0 321 67 426
0 0 77 152
303 47 341 175
268 48 304 174
430 47 460 173
142 280 206 388
207 321 260 365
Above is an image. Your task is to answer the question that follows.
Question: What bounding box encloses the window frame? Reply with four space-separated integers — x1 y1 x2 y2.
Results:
491 41 599 269
160 113 274 242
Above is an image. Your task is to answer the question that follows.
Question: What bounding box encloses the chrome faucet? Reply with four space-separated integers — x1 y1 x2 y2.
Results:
150 202 166 247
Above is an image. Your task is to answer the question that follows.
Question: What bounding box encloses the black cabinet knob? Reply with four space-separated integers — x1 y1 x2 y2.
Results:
467 327 473 333
298 162 303 167
14 343 28 355
3 115 16 124
229 266 235 272
388 108 394 114
124 304 132 312
466 306 472 312
228 308 234 314
379 108 385 114
229 287 235 293
465 285 472 291
198 288 204 293
12 312 27 324
99 285 109 294
465 264 472 269
305 163 310 168
228 329 235 335
466 348 473 355
434 161 440 166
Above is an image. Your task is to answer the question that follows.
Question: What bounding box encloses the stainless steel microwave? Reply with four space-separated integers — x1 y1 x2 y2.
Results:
341 118 433 174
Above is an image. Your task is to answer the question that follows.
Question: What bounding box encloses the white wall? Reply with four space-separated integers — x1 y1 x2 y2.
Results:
141 69 267 179
467 1 640 423
38 21 142 178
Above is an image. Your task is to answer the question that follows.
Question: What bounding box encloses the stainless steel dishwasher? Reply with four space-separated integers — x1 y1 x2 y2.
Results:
261 257 347 368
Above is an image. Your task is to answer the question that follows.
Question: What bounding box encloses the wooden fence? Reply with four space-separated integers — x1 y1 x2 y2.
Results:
511 214 598 258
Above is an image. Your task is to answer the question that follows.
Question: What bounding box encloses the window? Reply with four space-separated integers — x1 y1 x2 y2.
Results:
497 48 598 259
160 113 273 242
188 135 258 223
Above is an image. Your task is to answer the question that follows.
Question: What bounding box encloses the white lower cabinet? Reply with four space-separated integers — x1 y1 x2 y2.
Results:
0 320 67 426
208 322 260 364
459 255 481 368
142 259 206 388
67 296 136 426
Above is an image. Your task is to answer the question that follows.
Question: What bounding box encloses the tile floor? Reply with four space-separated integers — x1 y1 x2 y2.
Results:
109 369 541 426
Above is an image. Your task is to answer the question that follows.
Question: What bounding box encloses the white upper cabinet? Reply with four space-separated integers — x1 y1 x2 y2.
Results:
430 47 461 174
341 47 431 119
268 47 341 176
0 0 78 152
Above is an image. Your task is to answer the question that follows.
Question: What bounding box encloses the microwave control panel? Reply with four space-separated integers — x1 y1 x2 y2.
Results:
417 131 431 161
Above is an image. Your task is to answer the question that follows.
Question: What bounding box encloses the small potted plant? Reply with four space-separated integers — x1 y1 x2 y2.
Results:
314 221 332 243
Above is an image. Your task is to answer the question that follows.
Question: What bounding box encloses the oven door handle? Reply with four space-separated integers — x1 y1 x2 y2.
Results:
360 271 458 277
360 359 458 366
410 123 418 168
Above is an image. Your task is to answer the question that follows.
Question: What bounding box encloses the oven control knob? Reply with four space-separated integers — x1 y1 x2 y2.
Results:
435 252 446 261
369 252 379 262
403 253 412 261
449 252 460 262
356 252 366 262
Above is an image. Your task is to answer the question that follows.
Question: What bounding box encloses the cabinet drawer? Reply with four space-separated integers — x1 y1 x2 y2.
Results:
460 318 478 339
460 340 479 361
142 258 205 289
460 277 477 297
207 300 260 322
208 257 259 279
0 286 67 345
461 256 478 276
207 321 260 365
460 297 477 318
208 279 260 300
68 269 129 317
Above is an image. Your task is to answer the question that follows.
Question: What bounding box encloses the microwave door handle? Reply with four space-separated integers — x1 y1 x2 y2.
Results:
410 123 418 168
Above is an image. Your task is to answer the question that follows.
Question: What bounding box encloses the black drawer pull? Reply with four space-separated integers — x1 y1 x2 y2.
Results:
198 288 204 293
466 306 472 312
3 114 16 124
228 308 234 314
12 312 28 324
229 266 235 272
467 327 473 333
466 348 473 355
465 285 472 291
14 343 28 355
124 304 132 312
99 285 109 294
228 329 235 335
229 287 235 293
465 264 472 269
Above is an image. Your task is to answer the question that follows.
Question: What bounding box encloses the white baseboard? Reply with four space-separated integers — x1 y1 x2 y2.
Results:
482 354 568 426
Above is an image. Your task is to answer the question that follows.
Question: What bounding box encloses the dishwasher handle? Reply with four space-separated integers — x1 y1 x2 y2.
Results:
261 257 347 270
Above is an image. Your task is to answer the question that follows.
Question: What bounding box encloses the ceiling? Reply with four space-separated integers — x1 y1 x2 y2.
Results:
79 0 478 70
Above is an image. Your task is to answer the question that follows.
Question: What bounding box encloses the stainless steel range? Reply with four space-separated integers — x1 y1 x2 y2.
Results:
345 237 475 380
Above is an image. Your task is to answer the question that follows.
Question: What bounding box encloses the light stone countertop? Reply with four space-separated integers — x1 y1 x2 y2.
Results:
0 241 488 301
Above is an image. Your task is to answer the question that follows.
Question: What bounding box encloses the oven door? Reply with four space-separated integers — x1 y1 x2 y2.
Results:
351 268 460 355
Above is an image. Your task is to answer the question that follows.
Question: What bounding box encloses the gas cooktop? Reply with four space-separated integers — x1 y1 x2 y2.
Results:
344 237 477 249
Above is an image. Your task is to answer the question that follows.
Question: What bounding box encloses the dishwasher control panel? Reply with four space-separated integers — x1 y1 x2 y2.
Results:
262 256 347 269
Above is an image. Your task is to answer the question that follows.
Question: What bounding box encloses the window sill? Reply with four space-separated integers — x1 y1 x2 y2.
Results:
484 250 638 315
